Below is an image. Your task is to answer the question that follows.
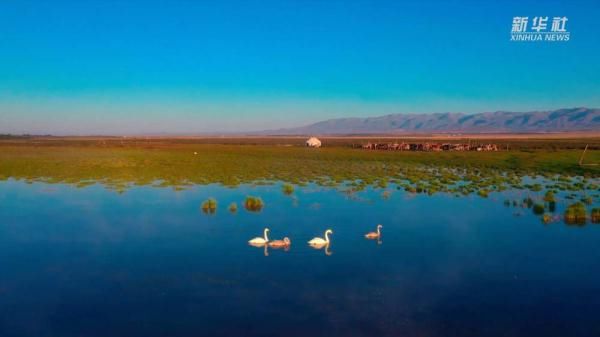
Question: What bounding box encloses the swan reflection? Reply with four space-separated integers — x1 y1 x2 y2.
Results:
248 242 269 256
309 242 332 256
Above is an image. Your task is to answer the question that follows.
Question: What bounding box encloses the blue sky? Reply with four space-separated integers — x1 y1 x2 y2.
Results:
1 0 599 134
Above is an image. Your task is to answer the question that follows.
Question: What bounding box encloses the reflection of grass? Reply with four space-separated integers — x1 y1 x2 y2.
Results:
591 208 600 223
201 198 217 215
228 202 237 213
244 196 264 212
533 203 545 215
542 213 553 224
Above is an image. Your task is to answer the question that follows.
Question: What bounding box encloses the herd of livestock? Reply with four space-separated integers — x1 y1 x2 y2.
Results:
359 142 499 152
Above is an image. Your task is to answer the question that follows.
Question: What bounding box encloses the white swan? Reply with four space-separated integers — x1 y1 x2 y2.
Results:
248 228 270 245
308 229 332 246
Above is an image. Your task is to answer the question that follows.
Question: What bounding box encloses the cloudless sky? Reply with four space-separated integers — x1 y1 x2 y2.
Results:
1 0 599 134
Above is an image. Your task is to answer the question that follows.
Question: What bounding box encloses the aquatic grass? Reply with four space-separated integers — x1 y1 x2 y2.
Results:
282 183 294 195
244 196 264 212
543 191 556 203
477 189 489 198
405 186 417 193
376 179 388 189
564 202 587 225
201 198 217 215
530 184 543 192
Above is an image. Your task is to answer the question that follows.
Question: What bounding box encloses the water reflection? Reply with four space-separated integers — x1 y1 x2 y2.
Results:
249 241 291 256
309 242 332 256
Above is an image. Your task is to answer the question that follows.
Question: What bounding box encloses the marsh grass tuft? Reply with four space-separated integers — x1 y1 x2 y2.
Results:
477 189 489 198
543 191 556 203
201 198 217 215
564 202 587 225
244 196 264 212
282 183 294 195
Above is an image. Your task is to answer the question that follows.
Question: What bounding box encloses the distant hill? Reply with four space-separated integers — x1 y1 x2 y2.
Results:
260 107 600 135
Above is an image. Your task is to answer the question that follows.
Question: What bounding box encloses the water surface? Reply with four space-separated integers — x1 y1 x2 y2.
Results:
0 180 599 337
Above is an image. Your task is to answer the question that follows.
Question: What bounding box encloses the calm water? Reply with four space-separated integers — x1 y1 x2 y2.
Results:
0 180 599 337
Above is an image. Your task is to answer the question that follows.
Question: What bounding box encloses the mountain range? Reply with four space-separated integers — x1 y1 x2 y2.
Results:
260 107 600 135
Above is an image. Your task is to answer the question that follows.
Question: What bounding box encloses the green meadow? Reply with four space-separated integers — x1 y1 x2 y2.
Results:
0 140 598 195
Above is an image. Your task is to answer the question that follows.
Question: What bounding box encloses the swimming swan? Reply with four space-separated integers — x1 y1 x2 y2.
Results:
268 237 291 248
308 229 333 246
248 228 270 245
365 224 382 239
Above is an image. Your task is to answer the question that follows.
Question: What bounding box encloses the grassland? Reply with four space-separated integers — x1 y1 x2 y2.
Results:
0 137 598 194
2 137 599 224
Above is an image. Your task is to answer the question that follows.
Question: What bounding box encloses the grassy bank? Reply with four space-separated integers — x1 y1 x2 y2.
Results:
0 141 598 192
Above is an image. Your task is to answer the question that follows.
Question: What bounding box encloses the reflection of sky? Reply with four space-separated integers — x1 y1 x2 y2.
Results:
0 180 599 336
1 0 599 134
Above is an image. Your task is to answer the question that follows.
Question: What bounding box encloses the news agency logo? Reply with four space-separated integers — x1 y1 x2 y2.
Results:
511 16 570 42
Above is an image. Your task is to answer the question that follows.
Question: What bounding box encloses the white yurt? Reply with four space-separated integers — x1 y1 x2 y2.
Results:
306 137 322 148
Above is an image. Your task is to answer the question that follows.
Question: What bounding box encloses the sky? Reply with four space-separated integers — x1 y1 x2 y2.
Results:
0 0 599 135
